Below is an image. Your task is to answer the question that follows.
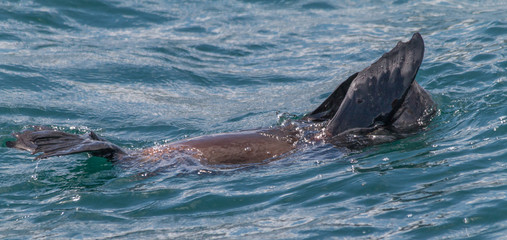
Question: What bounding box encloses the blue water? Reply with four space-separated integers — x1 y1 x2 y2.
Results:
1 0 506 238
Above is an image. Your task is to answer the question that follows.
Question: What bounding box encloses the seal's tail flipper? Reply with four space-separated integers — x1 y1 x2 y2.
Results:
6 128 125 160
390 80 436 132
326 32 426 136
305 72 358 122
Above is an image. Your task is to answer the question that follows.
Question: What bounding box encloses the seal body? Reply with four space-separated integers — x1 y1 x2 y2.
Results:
6 33 436 166
134 130 297 165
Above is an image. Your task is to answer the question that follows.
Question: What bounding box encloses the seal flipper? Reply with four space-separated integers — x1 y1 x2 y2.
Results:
328 80 436 148
6 128 125 160
305 72 358 122
390 80 436 132
326 32 425 136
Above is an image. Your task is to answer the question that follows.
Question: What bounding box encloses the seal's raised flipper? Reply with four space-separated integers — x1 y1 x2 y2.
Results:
390 80 436 132
327 80 436 148
305 72 358 122
6 128 125 160
326 32 426 136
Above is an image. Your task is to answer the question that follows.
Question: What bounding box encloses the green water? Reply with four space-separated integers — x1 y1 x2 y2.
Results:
1 0 506 239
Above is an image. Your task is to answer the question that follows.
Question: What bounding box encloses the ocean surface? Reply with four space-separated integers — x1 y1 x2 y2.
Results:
1 0 506 239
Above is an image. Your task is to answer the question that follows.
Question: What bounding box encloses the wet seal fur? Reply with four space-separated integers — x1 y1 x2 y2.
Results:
6 33 436 165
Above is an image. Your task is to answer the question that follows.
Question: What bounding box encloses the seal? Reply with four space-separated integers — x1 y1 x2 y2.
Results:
6 33 436 165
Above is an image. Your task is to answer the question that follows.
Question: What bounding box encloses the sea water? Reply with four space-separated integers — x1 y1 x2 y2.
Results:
0 0 506 238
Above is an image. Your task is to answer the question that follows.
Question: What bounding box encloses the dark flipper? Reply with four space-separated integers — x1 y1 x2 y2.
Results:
6 127 125 160
305 72 358 122
390 80 436 132
328 81 436 148
326 32 425 136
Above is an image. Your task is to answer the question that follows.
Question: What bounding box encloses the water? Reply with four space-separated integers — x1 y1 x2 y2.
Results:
1 0 506 238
